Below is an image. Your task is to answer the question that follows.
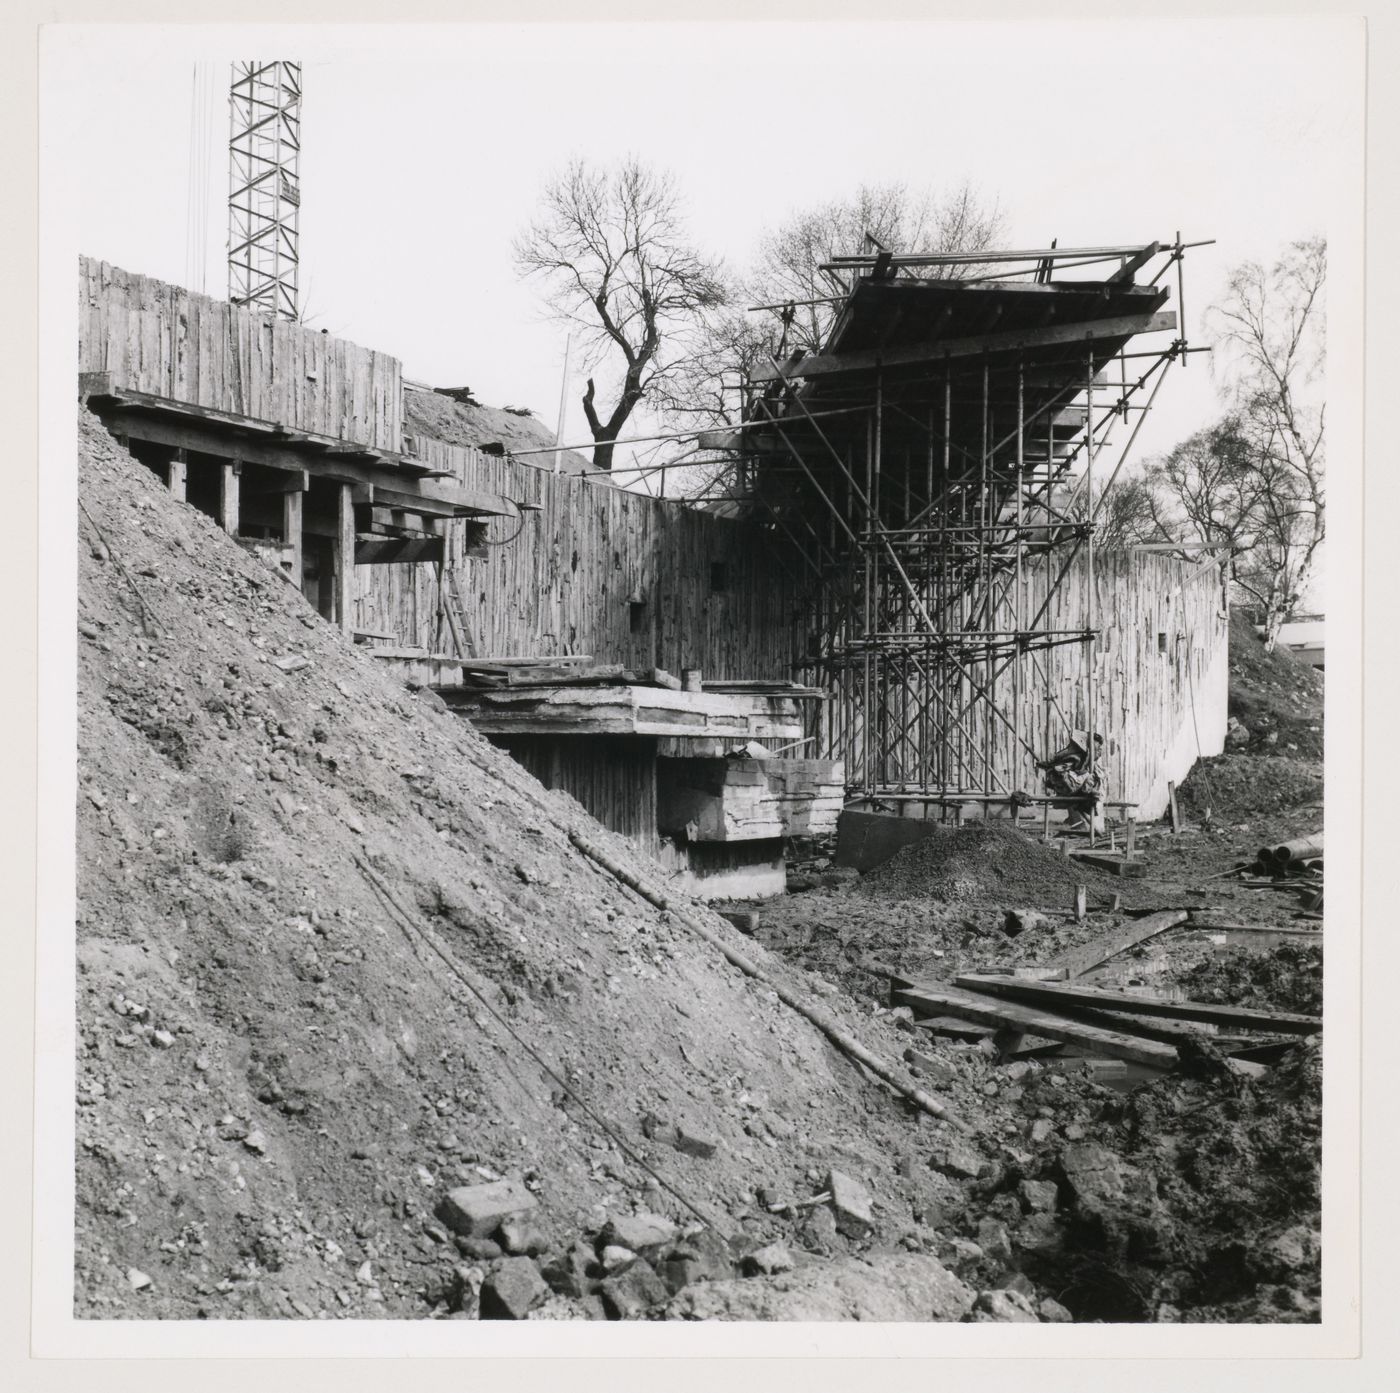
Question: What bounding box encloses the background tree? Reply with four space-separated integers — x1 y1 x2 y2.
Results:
747 180 1006 354
1205 237 1326 647
514 157 725 471
1063 474 1165 550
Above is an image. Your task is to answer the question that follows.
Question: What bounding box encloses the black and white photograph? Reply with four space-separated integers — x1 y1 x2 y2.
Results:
23 7 1375 1366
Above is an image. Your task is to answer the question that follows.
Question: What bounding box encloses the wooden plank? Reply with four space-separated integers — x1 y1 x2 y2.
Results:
166 448 187 502
282 488 303 587
1043 909 1189 978
218 459 240 535
335 482 355 634
896 984 1179 1069
748 311 1178 383
1067 849 1148 878
955 973 1322 1035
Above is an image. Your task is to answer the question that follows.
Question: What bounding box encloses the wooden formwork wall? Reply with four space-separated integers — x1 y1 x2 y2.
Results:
354 437 810 682
78 257 402 452
837 551 1229 821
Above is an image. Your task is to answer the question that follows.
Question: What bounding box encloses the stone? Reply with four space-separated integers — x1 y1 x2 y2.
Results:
497 1217 550 1257
455 1235 502 1261
125 1267 153 1291
151 1029 176 1049
274 654 310 673
661 1228 734 1294
976 1218 1013 1263
1029 1119 1054 1144
1019 1178 1059 1213
928 1141 984 1181
825 1169 874 1239
600 1211 676 1255
242 1129 268 1154
541 1241 598 1298
973 1288 1040 1322
673 1121 718 1160
742 1243 794 1277
437 1178 538 1239
995 1270 1036 1298
1039 1297 1074 1323
1016 1211 1062 1253
599 1259 669 1319
1225 716 1251 749
903 1048 959 1087
666 1253 974 1322
600 1244 637 1274
1058 1142 1127 1206
478 1256 549 1320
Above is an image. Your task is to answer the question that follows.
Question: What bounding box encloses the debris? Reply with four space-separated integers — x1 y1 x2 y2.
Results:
436 1179 539 1239
743 1243 795 1276
825 1169 874 1239
125 1267 153 1291
479 1256 549 1320
599 1259 668 1319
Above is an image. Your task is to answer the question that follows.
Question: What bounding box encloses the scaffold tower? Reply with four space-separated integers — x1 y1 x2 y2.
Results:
228 61 302 320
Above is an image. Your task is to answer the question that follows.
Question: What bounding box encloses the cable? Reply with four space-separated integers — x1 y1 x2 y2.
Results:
352 853 721 1233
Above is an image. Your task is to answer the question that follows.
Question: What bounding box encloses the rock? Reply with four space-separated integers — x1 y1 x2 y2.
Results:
995 1270 1036 1299
929 1142 983 1181
1058 1142 1127 1206
455 1235 502 1261
541 1241 598 1298
973 1289 1040 1322
660 1228 735 1294
125 1267 153 1291
1029 1119 1054 1144
1039 1297 1074 1322
446 1263 484 1315
242 1129 268 1154
1019 1178 1059 1213
478 1256 549 1320
667 1253 974 1322
825 1169 874 1239
599 1259 668 1319
976 1218 1013 1263
355 1261 375 1286
1003 908 1052 937
497 1217 550 1257
673 1121 718 1160
437 1178 538 1239
151 1029 176 1049
903 1048 959 1087
1015 1211 1063 1253
273 654 310 673
742 1243 794 1277
1225 716 1251 748
601 1211 676 1255
600 1244 637 1274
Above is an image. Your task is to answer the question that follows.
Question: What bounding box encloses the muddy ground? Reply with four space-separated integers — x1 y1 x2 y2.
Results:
75 411 1323 1324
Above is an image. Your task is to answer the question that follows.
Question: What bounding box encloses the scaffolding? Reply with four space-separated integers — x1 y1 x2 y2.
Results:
738 240 1206 814
228 60 302 320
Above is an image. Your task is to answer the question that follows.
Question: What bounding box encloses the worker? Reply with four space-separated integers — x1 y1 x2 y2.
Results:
1038 730 1106 834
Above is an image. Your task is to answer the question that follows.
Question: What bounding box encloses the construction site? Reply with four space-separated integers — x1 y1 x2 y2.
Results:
71 59 1325 1328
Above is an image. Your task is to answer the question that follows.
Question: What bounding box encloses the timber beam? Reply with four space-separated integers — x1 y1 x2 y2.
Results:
748 311 1178 384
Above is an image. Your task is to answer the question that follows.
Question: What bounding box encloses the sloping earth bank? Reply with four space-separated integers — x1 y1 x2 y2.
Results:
75 413 1319 1323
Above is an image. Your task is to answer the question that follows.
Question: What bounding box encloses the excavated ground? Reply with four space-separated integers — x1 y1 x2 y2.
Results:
74 411 1322 1324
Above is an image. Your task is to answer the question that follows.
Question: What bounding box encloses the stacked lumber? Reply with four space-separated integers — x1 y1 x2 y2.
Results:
891 910 1320 1077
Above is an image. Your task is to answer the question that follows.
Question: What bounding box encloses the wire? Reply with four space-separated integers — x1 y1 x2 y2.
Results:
353 853 718 1232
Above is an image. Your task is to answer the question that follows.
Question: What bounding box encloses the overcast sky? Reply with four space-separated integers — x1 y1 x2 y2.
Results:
48 19 1361 480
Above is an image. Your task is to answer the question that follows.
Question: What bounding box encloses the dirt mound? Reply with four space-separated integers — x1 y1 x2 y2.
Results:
1177 943 1323 1017
1226 610 1324 758
404 388 594 475
856 823 1097 904
75 410 1007 1321
1176 753 1323 823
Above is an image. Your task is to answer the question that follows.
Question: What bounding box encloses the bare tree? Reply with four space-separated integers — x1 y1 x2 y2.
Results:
1066 474 1166 550
747 180 1006 354
513 158 726 471
1142 416 1265 607
1205 237 1326 647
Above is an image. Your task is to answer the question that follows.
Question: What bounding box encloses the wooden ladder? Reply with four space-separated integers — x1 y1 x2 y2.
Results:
436 564 478 659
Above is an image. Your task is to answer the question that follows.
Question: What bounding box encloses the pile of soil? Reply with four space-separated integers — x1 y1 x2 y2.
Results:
404 388 594 475
1225 610 1324 759
1177 943 1323 1017
1176 754 1323 824
856 823 1103 904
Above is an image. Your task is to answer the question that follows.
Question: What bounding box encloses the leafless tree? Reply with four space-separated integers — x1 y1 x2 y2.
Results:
1205 237 1326 647
746 180 1006 354
514 158 725 471
1066 474 1166 550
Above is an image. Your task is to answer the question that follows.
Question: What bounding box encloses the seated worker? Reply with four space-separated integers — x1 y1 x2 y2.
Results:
1038 730 1106 834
